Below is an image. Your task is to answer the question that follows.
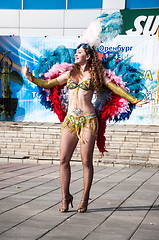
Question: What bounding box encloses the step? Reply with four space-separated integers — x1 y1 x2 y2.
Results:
0 122 159 168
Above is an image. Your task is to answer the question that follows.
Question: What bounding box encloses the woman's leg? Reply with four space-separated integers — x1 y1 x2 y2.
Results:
79 128 96 209
60 126 78 200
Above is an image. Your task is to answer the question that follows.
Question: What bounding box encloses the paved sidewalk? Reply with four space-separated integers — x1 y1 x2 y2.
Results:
0 163 159 240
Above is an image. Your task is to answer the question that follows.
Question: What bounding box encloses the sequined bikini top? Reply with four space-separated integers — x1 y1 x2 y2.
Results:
67 78 94 91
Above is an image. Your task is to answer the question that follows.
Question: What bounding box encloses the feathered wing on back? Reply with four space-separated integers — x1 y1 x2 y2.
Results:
34 46 74 122
94 53 146 155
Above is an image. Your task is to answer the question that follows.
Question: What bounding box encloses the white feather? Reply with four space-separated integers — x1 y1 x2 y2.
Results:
81 18 101 48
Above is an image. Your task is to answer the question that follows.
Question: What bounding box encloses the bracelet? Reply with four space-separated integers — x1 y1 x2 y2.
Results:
30 73 33 82
133 100 141 105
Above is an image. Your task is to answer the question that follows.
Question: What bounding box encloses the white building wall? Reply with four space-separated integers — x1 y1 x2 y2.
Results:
103 0 125 9
0 0 126 37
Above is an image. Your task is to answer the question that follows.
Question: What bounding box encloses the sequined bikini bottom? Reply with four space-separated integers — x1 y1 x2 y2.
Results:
62 113 98 142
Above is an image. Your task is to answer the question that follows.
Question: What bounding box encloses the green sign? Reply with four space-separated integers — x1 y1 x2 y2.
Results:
120 9 159 35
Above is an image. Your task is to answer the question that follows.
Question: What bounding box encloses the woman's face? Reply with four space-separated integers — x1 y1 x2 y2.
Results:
74 46 90 65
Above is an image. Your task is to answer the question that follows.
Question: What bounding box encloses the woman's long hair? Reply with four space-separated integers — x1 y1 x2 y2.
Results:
69 43 104 96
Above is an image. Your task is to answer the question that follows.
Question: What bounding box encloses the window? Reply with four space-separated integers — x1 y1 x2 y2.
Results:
68 0 102 9
0 0 21 9
23 0 66 9
126 0 159 9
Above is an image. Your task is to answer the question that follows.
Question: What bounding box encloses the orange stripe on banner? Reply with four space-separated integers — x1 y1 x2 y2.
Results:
98 52 103 60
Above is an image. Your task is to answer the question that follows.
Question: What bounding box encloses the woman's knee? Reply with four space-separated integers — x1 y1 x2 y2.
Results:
60 156 70 167
82 158 93 168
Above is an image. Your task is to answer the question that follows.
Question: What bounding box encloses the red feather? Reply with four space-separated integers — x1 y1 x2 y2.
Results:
49 86 67 123
97 93 123 155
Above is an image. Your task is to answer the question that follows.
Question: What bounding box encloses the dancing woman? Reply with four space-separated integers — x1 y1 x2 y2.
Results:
23 43 148 213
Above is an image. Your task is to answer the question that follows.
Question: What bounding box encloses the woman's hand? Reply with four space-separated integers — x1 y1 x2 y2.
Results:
136 97 149 107
23 61 32 82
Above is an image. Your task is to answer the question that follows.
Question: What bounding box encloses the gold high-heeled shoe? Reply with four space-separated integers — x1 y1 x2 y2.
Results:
59 195 73 213
77 199 88 213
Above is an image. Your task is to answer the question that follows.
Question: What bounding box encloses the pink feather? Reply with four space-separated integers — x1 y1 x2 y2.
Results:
105 69 130 118
44 62 72 79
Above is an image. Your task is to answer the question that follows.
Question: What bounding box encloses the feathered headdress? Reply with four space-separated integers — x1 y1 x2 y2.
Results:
81 12 123 48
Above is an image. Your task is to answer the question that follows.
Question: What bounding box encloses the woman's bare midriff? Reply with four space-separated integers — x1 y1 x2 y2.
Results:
67 88 95 116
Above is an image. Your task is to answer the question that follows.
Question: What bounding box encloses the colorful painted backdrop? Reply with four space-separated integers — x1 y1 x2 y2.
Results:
0 34 158 124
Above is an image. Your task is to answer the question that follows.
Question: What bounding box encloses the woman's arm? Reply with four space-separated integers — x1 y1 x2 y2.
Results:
104 75 148 106
23 61 68 88
106 81 139 104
